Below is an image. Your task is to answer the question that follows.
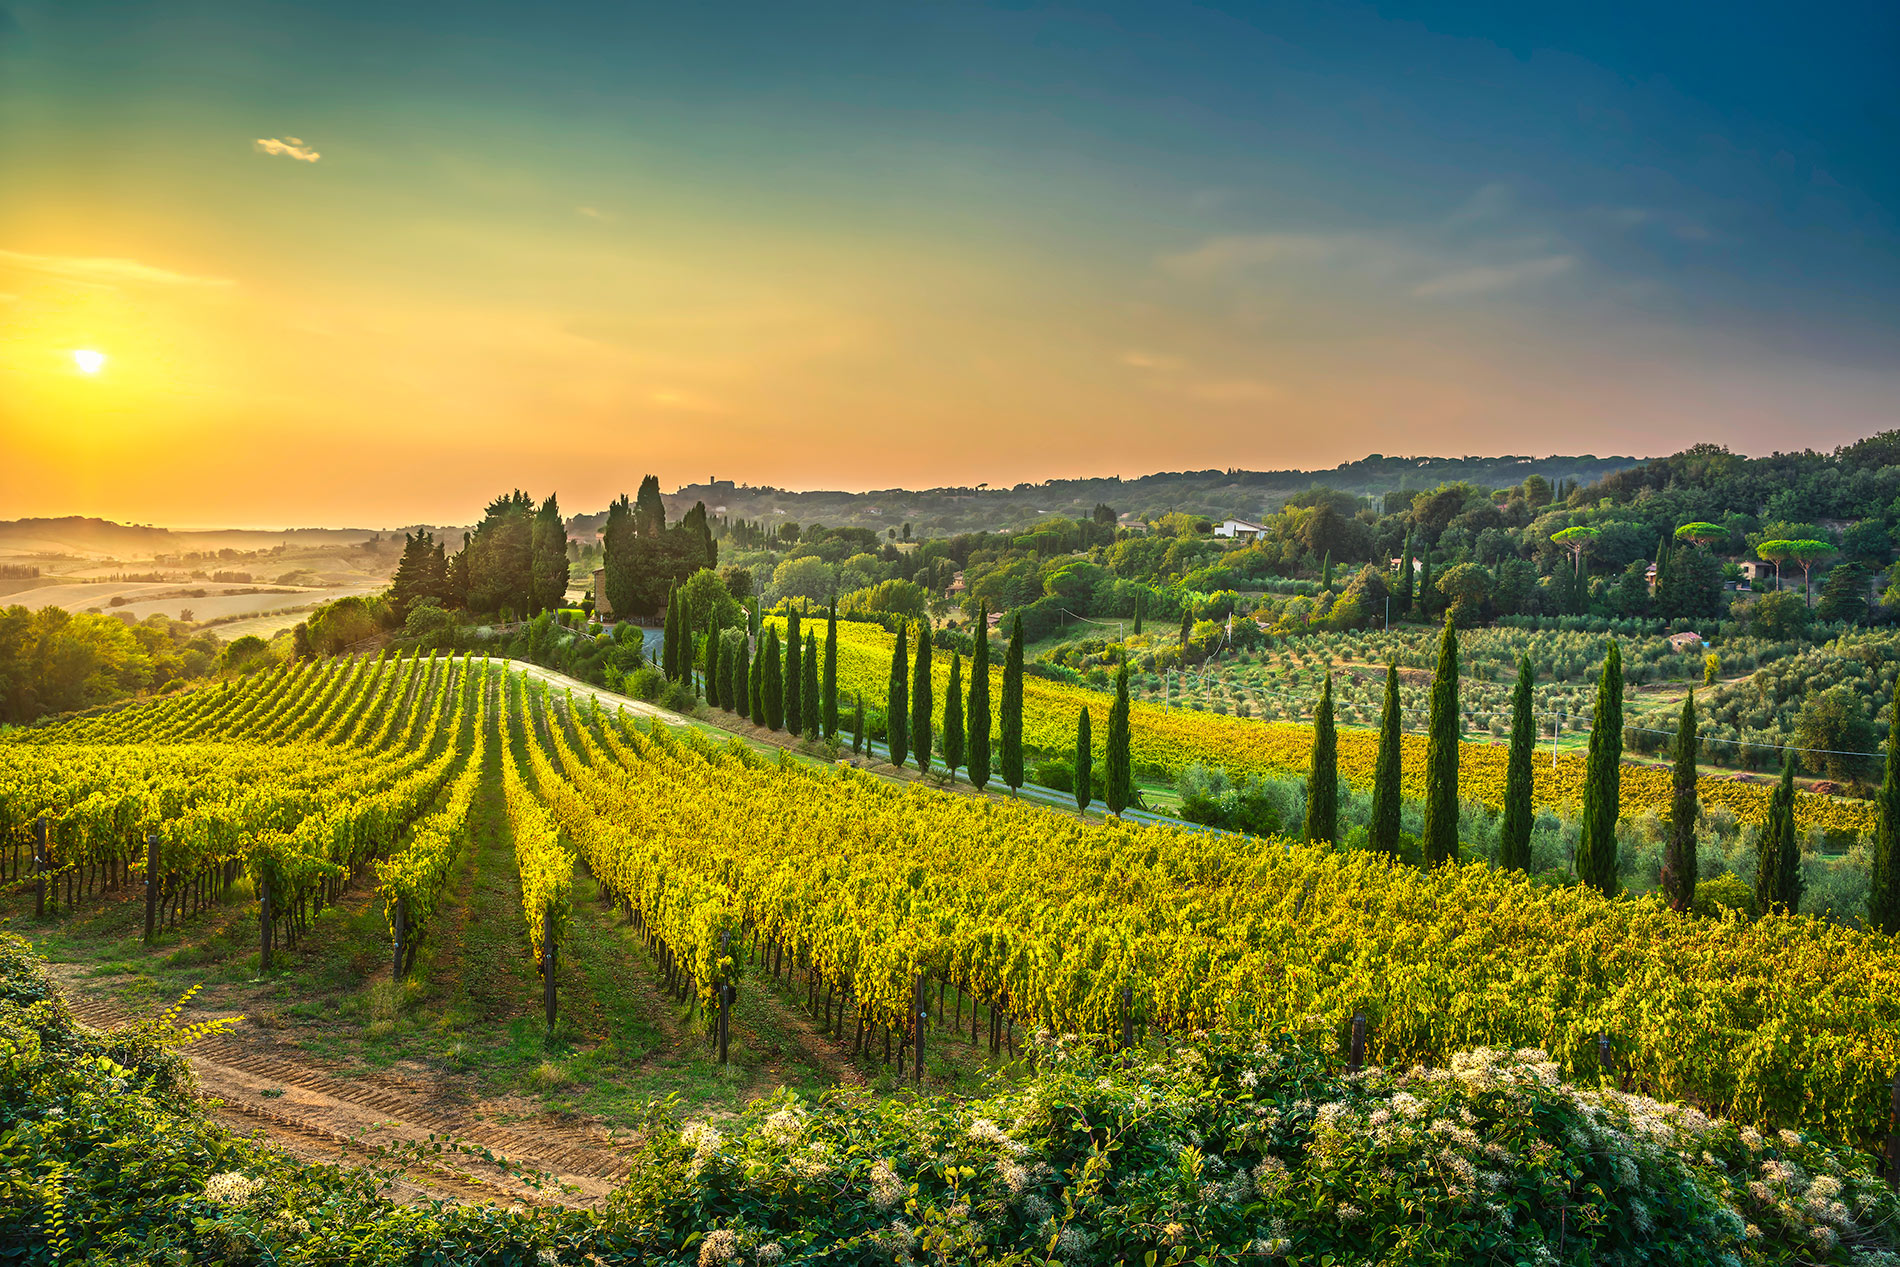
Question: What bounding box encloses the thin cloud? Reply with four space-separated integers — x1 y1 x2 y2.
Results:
577 205 609 220
1121 350 1185 371
0 248 234 288
1412 255 1574 297
255 136 320 162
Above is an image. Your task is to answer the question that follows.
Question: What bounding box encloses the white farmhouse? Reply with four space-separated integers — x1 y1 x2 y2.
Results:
1214 518 1268 540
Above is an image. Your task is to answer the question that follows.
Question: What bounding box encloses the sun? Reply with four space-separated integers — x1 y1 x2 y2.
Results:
72 349 106 374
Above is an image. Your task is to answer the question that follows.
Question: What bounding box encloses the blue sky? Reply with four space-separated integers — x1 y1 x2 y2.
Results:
2 0 1895 523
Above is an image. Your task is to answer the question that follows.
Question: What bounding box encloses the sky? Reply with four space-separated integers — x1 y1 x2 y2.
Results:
1 1 1896 528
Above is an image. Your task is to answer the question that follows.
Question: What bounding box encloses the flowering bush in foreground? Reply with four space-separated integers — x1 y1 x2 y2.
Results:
603 1029 1900 1266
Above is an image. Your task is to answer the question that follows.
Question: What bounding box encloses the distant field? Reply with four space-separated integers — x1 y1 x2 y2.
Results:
4 580 377 626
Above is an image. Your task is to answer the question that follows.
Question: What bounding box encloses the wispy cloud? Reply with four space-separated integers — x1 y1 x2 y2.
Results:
255 136 320 162
0 248 234 287
1412 254 1573 297
1121 349 1184 371
576 205 609 220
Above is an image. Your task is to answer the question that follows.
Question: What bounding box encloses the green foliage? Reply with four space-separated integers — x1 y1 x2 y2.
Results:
784 608 803 736
967 605 992 790
1420 619 1460 866
885 621 908 767
1663 690 1699 912
1757 753 1805 915
1575 641 1624 896
1001 612 1025 791
941 651 964 779
0 605 220 723
1368 664 1402 855
822 603 839 739
910 623 932 772
1074 704 1093 814
801 631 820 739
1499 655 1536 871
1795 686 1877 786
761 626 784 731
1301 671 1337 842
1870 677 1900 935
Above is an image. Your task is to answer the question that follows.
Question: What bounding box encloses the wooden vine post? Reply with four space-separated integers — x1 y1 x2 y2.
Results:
717 931 733 1066
543 900 558 1031
913 973 927 1085
392 896 407 981
33 817 47 918
142 833 160 945
1888 1071 1898 1190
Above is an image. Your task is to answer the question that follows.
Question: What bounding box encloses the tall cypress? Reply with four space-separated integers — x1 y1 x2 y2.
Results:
801 631 820 739
734 632 751 721
1662 690 1699 912
886 621 909 768
1179 606 1194 649
1574 641 1624 896
1418 553 1435 621
1369 663 1403 855
1303 671 1338 843
911 623 933 773
761 627 784 730
1105 663 1133 815
784 609 803 738
1420 617 1460 866
943 652 965 782
1756 752 1804 915
1499 655 1537 871
968 605 992 790
662 591 679 679
1075 706 1093 815
703 614 721 706
852 691 865 755
1132 599 1142 637
1321 550 1332 590
748 632 763 722
1869 677 1900 935
822 602 839 739
711 637 729 711
1001 612 1025 792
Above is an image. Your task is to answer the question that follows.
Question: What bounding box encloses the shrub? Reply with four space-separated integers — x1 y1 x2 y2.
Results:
1693 871 1759 920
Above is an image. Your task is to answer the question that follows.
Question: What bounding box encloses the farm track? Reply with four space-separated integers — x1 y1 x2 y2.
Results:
58 992 636 1206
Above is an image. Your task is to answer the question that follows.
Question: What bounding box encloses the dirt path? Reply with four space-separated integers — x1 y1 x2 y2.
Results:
55 985 636 1207
505 660 685 727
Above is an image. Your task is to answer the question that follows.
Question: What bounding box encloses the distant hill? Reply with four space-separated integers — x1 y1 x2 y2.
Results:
568 453 1644 538
0 517 464 562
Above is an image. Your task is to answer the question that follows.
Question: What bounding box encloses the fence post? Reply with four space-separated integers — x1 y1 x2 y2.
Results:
543 901 558 1031
1349 1012 1367 1073
33 817 48 918
393 895 407 980
1888 1070 1898 1190
914 973 927 1085
718 931 732 1065
1119 984 1133 1051
259 877 272 972
143 833 160 944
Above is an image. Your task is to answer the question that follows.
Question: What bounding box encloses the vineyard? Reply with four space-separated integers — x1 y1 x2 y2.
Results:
8 648 1900 1162
784 616 1880 836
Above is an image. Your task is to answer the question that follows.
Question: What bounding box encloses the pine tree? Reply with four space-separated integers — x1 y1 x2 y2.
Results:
1075 706 1093 815
801 631 820 738
1757 752 1804 914
784 608 803 737
1420 617 1460 866
1303 671 1338 843
942 652 964 781
760 626 785 729
1499 655 1537 871
822 602 839 739
1105 663 1133 815
852 691 866 755
1662 690 1699 912
911 623 933 773
1574 641 1624 896
886 621 909 768
1397 531 1414 617
1870 678 1900 935
1001 612 1025 792
968 604 992 790
1369 663 1403 855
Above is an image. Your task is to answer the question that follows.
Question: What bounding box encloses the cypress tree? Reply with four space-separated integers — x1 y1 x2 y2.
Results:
968 604 992 790
1499 655 1537 871
734 632 751 721
1574 641 1624 896
1420 617 1460 866
1397 531 1414 617
1303 671 1338 843
1001 612 1025 792
852 691 865 755
711 637 729 711
748 631 763 723
1418 553 1434 621
1369 663 1403 855
911 623 933 773
943 652 964 781
822 602 839 739
1662 690 1699 912
662 591 679 679
1132 599 1142 637
1870 677 1900 935
1756 752 1804 915
1321 550 1332 590
1105 663 1132 815
1179 606 1193 649
801 631 820 739
761 627 784 730
886 621 908 768
1075 706 1093 815
703 614 721 706
784 609 803 738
